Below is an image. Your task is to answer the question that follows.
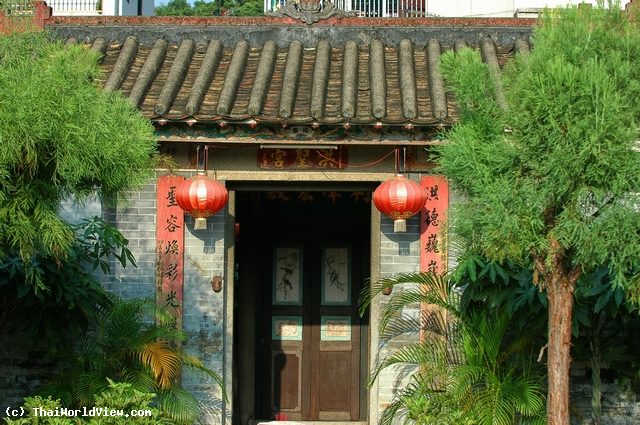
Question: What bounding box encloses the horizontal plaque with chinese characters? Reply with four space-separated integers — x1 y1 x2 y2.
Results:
257 147 348 169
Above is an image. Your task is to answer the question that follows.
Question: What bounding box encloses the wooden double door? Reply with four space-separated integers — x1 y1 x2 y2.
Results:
261 237 366 421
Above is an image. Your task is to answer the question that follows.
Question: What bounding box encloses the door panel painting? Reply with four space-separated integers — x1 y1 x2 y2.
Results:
267 242 363 421
273 247 303 305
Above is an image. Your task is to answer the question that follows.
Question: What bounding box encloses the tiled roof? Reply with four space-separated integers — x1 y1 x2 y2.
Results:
78 31 530 127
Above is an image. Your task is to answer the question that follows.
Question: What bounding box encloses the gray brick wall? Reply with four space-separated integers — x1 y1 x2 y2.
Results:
376 211 422 419
182 208 227 424
106 179 158 299
107 173 227 424
571 378 640 425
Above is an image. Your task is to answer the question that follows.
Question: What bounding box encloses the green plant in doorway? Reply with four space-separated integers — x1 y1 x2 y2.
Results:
360 272 546 425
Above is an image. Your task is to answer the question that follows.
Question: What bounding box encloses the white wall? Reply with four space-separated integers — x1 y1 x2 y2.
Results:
426 0 614 17
50 0 155 16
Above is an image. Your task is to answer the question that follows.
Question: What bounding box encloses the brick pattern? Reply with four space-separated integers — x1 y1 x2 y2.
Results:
181 198 226 423
107 172 227 422
106 179 158 299
376 211 422 416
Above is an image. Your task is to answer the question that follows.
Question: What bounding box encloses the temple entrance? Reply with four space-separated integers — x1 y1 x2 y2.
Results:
234 188 371 424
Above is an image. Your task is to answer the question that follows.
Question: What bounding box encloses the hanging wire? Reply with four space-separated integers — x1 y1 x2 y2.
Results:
195 145 201 174
394 147 400 174
314 148 397 169
402 147 407 174
204 145 209 173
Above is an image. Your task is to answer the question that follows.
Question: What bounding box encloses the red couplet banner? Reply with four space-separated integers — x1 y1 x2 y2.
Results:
156 175 185 323
420 176 449 274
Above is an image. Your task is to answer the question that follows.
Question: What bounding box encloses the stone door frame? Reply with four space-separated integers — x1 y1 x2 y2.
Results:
220 170 389 425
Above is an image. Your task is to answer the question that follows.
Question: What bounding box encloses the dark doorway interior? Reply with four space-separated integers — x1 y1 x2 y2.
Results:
234 190 371 424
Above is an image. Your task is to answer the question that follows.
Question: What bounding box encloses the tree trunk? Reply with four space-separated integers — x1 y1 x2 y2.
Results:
547 278 575 425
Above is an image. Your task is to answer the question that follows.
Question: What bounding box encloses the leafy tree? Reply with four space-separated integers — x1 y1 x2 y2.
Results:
233 0 263 16
192 0 219 15
571 266 639 425
0 31 156 268
438 4 640 424
156 0 199 16
155 0 263 16
0 30 156 353
458 254 640 424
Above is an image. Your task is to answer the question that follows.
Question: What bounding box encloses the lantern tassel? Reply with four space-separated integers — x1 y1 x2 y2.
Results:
194 217 208 230
393 219 407 233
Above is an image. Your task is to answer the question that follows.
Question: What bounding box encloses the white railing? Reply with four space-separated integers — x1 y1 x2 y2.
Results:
47 0 101 15
264 0 434 17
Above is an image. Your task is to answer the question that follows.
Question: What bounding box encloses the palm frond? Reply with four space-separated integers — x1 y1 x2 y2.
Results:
120 368 158 393
137 340 182 389
363 270 546 424
72 372 109 406
369 341 449 386
39 296 225 417
158 387 202 425
380 316 422 342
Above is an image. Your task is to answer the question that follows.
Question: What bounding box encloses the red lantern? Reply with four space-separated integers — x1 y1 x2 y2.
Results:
176 172 228 230
373 174 427 233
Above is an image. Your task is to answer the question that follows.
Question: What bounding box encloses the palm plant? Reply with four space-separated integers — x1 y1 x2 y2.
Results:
42 297 224 424
360 272 546 425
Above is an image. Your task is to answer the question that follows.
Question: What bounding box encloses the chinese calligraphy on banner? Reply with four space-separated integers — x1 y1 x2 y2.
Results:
156 175 185 328
420 176 449 342
420 175 449 274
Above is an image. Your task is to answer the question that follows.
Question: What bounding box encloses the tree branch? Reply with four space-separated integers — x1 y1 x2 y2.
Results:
568 265 582 287
537 343 548 363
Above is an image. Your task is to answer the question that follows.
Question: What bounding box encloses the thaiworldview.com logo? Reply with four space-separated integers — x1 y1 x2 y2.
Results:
33 406 153 418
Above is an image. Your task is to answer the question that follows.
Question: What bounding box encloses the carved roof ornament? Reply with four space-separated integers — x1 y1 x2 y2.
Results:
268 0 356 25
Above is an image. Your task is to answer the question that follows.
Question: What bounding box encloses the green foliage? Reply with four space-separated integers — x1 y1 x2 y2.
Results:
4 396 79 425
360 273 546 425
86 379 170 425
456 254 547 329
155 0 263 16
437 4 640 291
4 380 174 425
0 31 157 263
41 297 225 425
233 0 263 16
439 7 640 419
156 0 200 15
457 253 640 424
0 217 136 353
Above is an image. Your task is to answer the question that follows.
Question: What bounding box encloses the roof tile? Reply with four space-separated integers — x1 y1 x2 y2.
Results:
91 36 528 127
